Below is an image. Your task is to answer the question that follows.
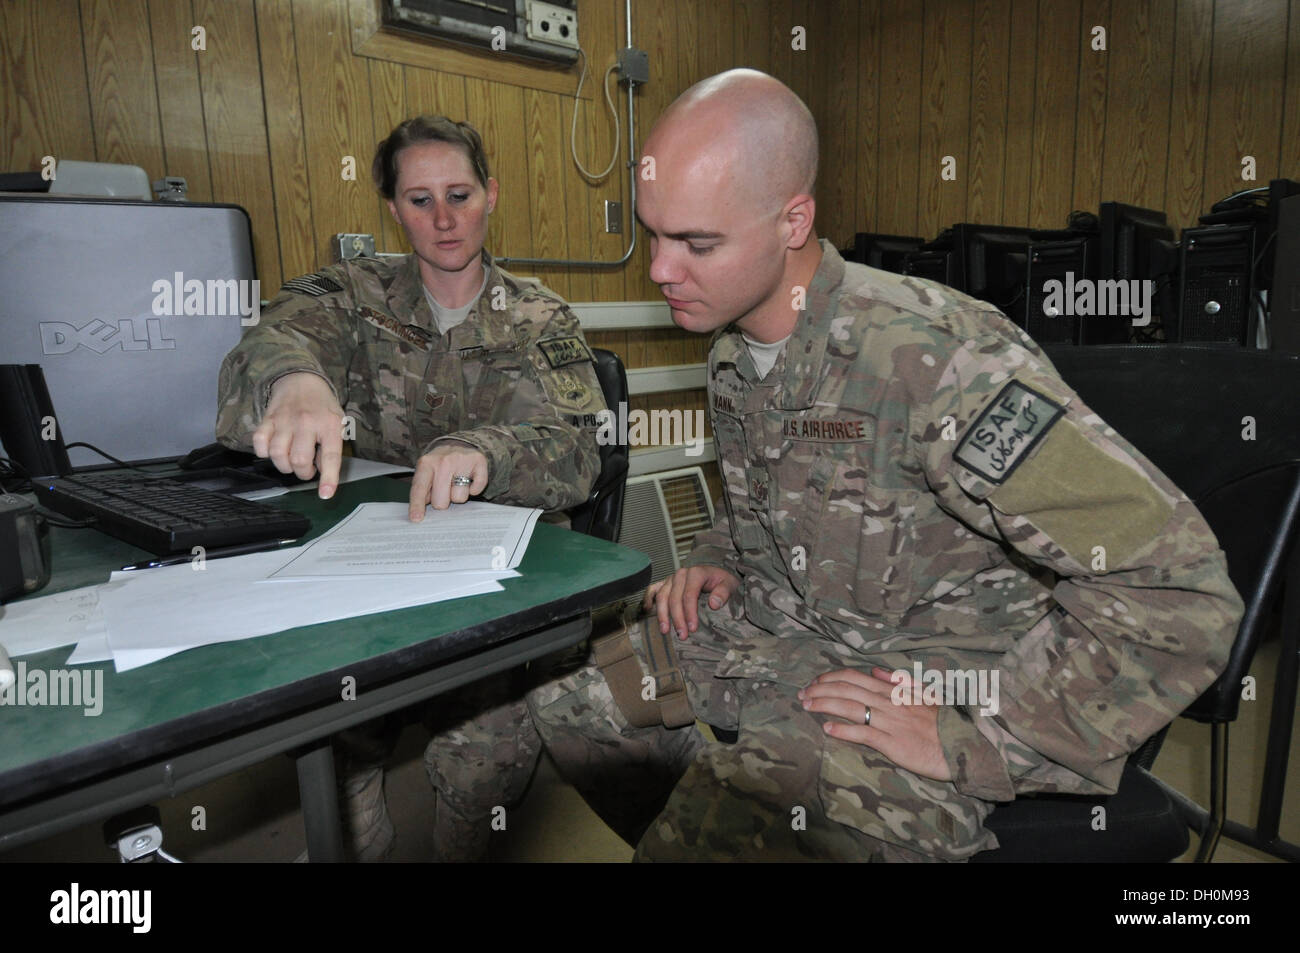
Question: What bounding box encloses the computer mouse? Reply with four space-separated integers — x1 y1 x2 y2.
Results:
177 441 257 471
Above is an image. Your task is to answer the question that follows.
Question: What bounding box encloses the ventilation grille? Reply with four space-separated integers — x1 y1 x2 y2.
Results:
619 467 716 589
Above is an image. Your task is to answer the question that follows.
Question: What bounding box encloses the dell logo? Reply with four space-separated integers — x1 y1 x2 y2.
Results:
39 318 176 355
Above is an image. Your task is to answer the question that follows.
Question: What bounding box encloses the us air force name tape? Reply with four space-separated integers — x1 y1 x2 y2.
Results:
781 417 873 442
281 273 344 297
954 379 1064 484
537 336 593 368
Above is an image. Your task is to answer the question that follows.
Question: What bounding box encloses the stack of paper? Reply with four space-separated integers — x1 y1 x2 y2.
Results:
0 501 540 673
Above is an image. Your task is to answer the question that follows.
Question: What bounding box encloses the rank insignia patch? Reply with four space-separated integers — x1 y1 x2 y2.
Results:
282 273 344 297
538 336 593 368
953 380 1064 484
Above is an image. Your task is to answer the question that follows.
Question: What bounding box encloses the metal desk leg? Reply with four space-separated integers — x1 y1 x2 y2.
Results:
296 738 345 863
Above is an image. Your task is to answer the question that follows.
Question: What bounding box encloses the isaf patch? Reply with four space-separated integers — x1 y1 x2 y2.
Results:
281 273 344 297
538 336 593 368
954 380 1063 484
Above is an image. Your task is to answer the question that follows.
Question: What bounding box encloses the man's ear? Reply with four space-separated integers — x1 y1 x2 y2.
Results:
486 177 499 215
781 193 817 250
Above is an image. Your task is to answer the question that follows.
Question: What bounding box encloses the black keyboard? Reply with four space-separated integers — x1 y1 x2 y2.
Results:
33 472 311 555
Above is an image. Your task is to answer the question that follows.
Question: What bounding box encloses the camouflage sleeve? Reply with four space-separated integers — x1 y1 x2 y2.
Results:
428 304 603 511
681 359 743 575
215 267 357 450
913 333 1243 800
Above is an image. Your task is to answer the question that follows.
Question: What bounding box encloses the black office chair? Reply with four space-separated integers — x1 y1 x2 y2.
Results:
566 348 629 543
972 344 1300 862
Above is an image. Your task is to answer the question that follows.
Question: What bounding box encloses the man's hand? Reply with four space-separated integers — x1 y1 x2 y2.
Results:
253 372 346 499
798 667 953 782
644 565 740 640
409 444 489 521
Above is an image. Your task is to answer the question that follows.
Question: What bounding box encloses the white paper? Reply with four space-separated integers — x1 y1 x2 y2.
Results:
97 548 516 672
66 633 114 665
267 501 540 580
237 457 414 500
0 586 108 658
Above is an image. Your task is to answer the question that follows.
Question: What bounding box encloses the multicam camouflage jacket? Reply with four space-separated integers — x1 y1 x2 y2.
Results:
215 251 606 512
683 240 1243 802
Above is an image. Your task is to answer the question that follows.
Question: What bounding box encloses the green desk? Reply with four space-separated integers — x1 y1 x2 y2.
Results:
0 475 650 860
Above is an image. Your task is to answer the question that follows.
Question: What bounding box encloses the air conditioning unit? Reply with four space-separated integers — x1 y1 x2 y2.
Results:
619 467 716 592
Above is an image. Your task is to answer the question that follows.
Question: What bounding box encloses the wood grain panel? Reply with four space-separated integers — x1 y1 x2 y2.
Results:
785 0 813 108
81 0 165 175
254 0 316 283
768 0 795 92
1028 0 1081 229
629 0 676 300
524 89 572 299
1285 0 1300 181
918 0 972 239
367 58 407 255
966 0 1011 224
732 0 772 70
676 0 702 95
817 0 860 247
584 0 629 304
464 78 531 263
1001 0 1039 227
193 0 280 293
876 0 924 235
697 0 734 77
576 0 626 304
1100 0 1175 212
293 0 382 268
854 0 881 233
1163 0 1213 230
0 0 95 170
1205 0 1288 199
1070 0 1110 216
149 0 212 203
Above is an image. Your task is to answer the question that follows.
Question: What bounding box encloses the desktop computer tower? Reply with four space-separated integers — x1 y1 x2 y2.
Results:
1023 236 1095 345
1268 193 1300 354
1175 223 1256 345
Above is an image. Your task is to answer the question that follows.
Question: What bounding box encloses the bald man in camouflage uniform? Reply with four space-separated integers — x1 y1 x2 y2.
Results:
217 249 606 860
528 70 1242 861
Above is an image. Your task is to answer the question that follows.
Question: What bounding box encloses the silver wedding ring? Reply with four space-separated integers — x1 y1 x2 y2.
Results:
863 705 872 726
451 475 473 487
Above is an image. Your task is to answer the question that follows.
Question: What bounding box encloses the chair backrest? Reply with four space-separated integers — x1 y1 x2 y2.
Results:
566 347 629 542
1044 344 1300 725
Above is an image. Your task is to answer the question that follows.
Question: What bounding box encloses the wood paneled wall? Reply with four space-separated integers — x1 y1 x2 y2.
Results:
4 0 1298 455
813 0 1300 249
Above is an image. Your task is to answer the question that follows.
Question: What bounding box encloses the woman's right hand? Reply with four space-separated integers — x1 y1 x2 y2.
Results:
252 372 346 498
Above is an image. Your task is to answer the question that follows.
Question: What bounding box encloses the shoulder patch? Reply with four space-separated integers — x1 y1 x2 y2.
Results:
537 335 593 368
281 273 344 297
953 380 1064 484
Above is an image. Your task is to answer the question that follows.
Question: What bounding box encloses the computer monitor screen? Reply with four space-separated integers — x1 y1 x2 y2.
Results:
952 224 1039 313
1099 202 1174 281
847 233 924 274
0 196 255 468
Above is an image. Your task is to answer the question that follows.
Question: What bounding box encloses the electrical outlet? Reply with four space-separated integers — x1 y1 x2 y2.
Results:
525 1 578 51
605 200 622 234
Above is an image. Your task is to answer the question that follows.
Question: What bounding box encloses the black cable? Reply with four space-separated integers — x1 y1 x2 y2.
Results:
0 455 34 494
63 442 154 472
0 456 98 527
